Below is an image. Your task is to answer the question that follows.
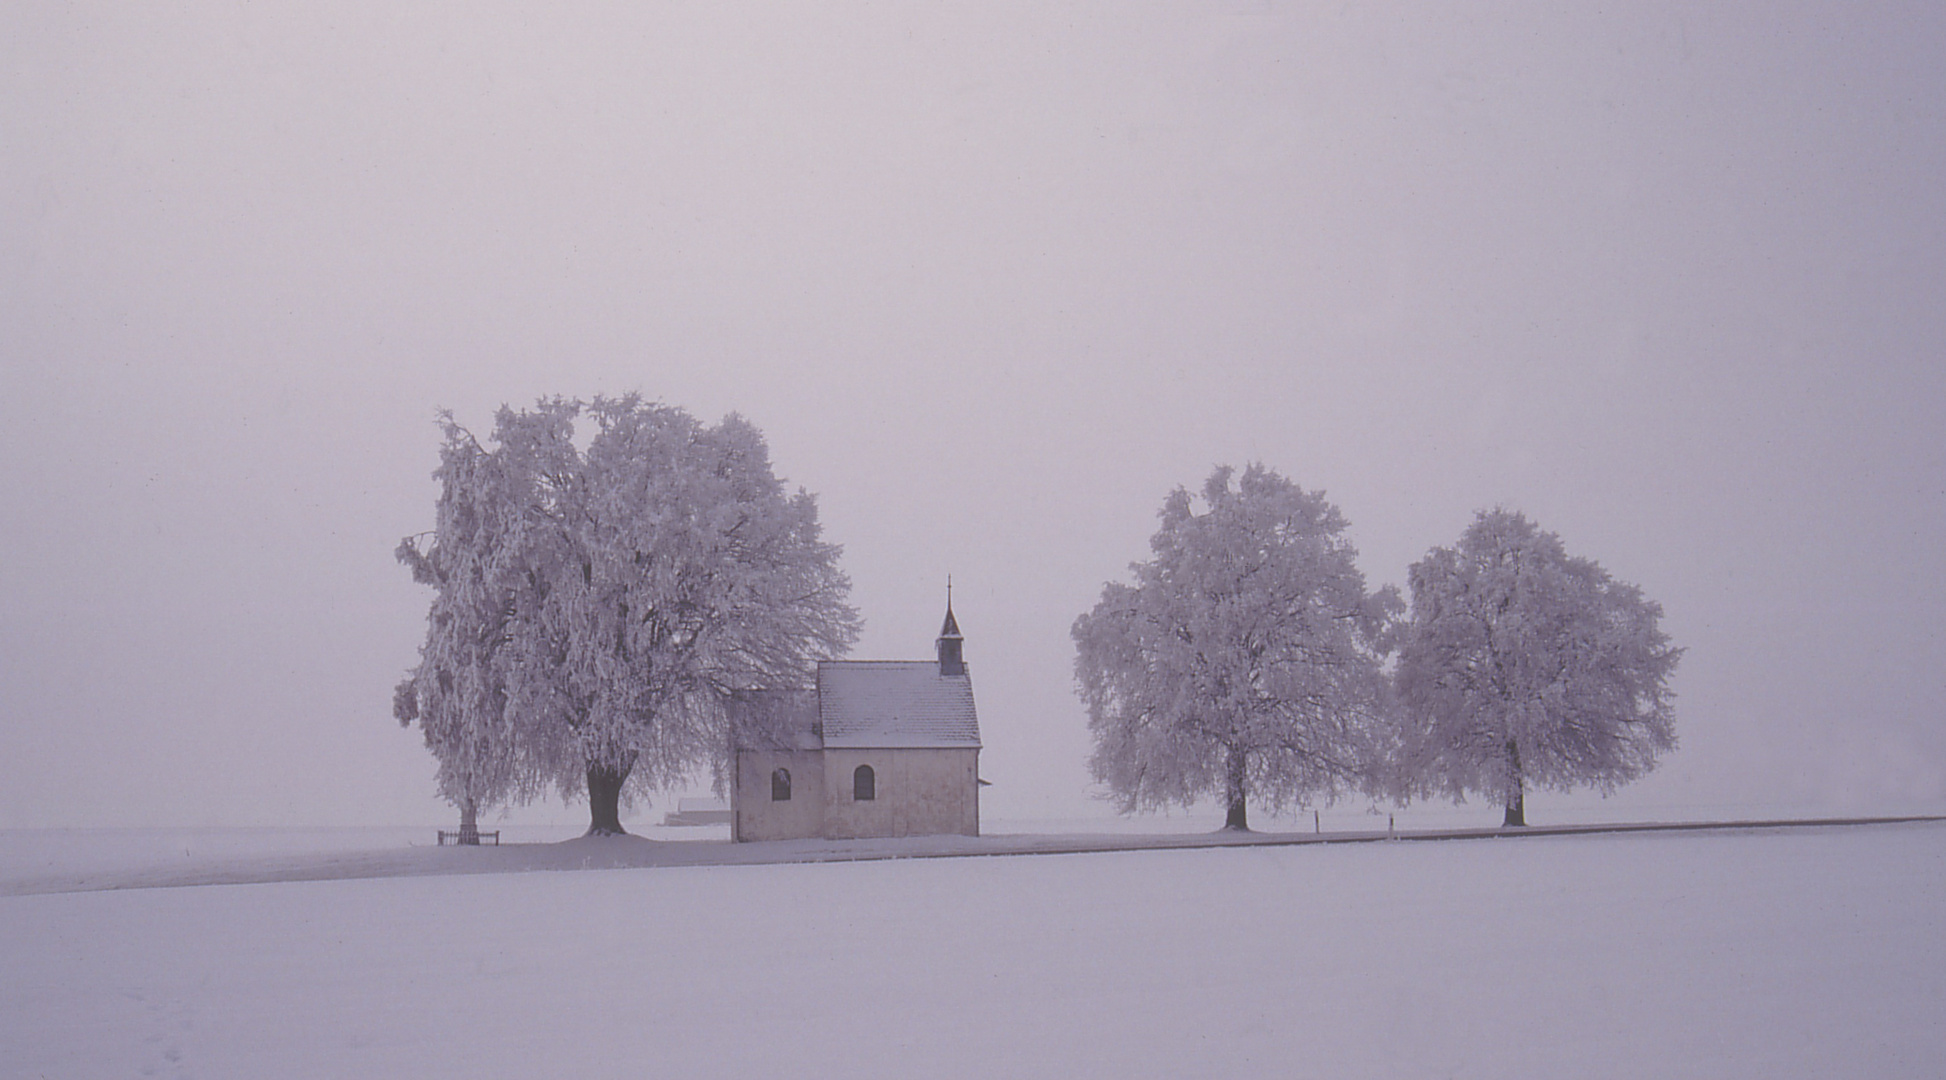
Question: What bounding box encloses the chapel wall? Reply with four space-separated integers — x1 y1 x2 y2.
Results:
819 747 980 839
733 749 826 842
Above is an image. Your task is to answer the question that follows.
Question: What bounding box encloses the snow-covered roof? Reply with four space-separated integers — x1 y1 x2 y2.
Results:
817 661 981 749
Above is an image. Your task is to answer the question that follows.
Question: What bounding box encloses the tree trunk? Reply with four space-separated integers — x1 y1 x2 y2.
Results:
459 797 479 845
585 760 633 836
1503 788 1526 828
1502 738 1526 828
1223 744 1250 832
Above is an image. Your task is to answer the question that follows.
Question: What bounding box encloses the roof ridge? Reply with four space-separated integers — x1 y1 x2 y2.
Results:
820 658 939 665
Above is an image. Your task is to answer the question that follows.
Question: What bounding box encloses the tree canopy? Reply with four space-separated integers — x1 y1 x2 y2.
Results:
1072 465 1399 830
1392 509 1680 826
396 396 858 834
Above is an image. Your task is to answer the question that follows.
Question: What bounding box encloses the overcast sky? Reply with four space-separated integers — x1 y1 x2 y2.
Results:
4 3 1942 829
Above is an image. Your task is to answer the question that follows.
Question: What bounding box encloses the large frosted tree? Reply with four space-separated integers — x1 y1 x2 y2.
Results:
398 395 859 835
1393 509 1680 826
1072 465 1399 831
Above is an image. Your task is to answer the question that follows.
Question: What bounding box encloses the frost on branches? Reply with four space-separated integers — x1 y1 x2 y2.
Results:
396 396 859 836
1393 509 1680 827
1072 466 1399 831
393 417 536 837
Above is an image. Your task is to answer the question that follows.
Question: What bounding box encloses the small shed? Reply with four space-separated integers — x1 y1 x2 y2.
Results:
661 797 731 826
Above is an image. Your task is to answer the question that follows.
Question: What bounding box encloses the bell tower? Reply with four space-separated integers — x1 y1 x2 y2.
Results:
936 579 965 677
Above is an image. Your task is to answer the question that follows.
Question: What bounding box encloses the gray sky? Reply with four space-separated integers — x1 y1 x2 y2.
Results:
4 3 1942 828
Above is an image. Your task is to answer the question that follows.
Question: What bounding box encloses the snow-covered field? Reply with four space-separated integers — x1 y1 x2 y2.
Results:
3 822 1941 1079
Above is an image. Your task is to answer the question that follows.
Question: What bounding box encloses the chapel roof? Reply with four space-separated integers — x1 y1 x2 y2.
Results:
817 660 981 750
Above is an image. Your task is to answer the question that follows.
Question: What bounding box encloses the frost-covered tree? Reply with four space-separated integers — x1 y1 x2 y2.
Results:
1073 465 1399 831
394 416 540 838
398 395 859 835
1392 509 1681 826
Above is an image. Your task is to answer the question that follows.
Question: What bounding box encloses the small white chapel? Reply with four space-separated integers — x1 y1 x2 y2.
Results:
730 598 982 842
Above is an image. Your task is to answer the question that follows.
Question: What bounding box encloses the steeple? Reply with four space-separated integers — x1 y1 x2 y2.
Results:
936 578 965 677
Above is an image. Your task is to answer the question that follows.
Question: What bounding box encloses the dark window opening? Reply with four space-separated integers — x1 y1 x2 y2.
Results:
853 764 876 801
771 767 792 802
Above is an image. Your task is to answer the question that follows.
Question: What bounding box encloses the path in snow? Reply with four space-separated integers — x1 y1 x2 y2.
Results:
4 814 1938 896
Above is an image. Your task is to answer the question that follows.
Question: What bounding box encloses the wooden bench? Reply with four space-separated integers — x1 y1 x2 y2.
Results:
436 829 501 846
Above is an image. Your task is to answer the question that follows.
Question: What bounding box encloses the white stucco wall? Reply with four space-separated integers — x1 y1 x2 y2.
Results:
735 747 980 841
819 747 980 839
733 750 825 842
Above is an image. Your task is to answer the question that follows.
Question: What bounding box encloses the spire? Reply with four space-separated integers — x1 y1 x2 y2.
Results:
940 576 962 639
936 577 965 676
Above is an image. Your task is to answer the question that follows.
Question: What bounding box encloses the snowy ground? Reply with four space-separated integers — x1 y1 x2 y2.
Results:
3 821 1941 1079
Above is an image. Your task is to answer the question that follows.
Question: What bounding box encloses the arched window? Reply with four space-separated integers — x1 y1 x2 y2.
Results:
853 764 876 801
771 767 792 802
